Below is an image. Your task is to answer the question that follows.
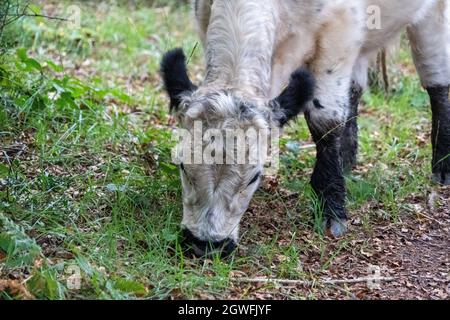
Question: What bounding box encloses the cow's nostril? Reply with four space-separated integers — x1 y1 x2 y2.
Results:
181 229 236 258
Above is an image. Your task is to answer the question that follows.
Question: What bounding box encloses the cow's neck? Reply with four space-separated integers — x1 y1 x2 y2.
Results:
203 0 277 99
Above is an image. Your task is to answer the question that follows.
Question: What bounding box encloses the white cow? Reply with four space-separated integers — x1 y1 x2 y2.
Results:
161 0 450 257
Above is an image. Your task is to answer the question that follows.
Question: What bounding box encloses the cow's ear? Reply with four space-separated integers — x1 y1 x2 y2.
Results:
160 48 198 112
270 68 315 127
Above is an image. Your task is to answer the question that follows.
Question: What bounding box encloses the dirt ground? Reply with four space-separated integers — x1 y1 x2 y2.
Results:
230 183 450 300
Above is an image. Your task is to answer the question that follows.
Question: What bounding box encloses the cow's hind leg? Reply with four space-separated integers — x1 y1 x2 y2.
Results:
340 80 363 172
407 1 450 185
427 86 450 185
340 59 367 172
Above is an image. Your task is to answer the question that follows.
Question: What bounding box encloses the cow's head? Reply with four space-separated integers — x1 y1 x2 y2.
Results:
161 48 314 257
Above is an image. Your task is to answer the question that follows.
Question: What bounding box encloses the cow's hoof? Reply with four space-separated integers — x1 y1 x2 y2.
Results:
323 217 347 238
432 172 450 186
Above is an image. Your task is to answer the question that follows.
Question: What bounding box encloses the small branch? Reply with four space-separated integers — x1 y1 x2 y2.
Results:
0 1 12 37
233 276 395 286
298 144 316 150
380 48 389 95
5 13 68 22
417 212 444 226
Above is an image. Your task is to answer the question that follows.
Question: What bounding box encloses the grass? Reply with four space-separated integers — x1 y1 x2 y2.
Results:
0 1 444 299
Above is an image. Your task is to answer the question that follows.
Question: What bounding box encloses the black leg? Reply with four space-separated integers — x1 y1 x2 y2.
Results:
340 81 363 172
305 113 348 237
427 85 450 185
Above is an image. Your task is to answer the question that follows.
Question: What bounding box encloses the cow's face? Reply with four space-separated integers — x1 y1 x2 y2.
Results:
171 91 270 257
161 49 314 257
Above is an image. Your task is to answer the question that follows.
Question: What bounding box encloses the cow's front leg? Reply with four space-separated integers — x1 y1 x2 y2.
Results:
305 94 349 238
304 59 357 238
304 8 364 236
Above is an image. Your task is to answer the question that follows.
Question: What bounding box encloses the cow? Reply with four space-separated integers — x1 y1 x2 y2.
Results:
160 0 450 257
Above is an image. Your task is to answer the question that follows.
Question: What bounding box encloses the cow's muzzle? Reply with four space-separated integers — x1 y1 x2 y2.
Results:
181 228 237 258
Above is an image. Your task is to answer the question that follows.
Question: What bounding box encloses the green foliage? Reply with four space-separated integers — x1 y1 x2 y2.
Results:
0 1 189 300
1 1 30 50
0 214 41 268
26 265 67 299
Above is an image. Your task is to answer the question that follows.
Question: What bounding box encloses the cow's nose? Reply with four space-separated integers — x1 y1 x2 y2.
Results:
181 229 237 258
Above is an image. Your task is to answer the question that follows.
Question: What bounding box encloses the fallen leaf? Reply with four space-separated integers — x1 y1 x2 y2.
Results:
0 280 34 300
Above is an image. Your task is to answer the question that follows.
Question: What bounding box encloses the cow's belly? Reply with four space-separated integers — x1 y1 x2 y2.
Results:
361 0 437 54
269 0 438 98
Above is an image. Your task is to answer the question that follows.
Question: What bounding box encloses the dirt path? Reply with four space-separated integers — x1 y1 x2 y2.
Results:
232 184 449 300
320 188 449 300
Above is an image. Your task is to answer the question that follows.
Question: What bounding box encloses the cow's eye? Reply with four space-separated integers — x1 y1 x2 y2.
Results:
247 172 261 186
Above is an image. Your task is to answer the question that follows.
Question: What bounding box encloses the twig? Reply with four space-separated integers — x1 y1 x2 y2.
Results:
380 48 389 95
233 276 395 286
416 211 444 226
298 144 316 150
0 1 12 38
5 13 68 22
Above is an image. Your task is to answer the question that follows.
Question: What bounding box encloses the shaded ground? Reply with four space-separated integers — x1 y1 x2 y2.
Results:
226 181 449 300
